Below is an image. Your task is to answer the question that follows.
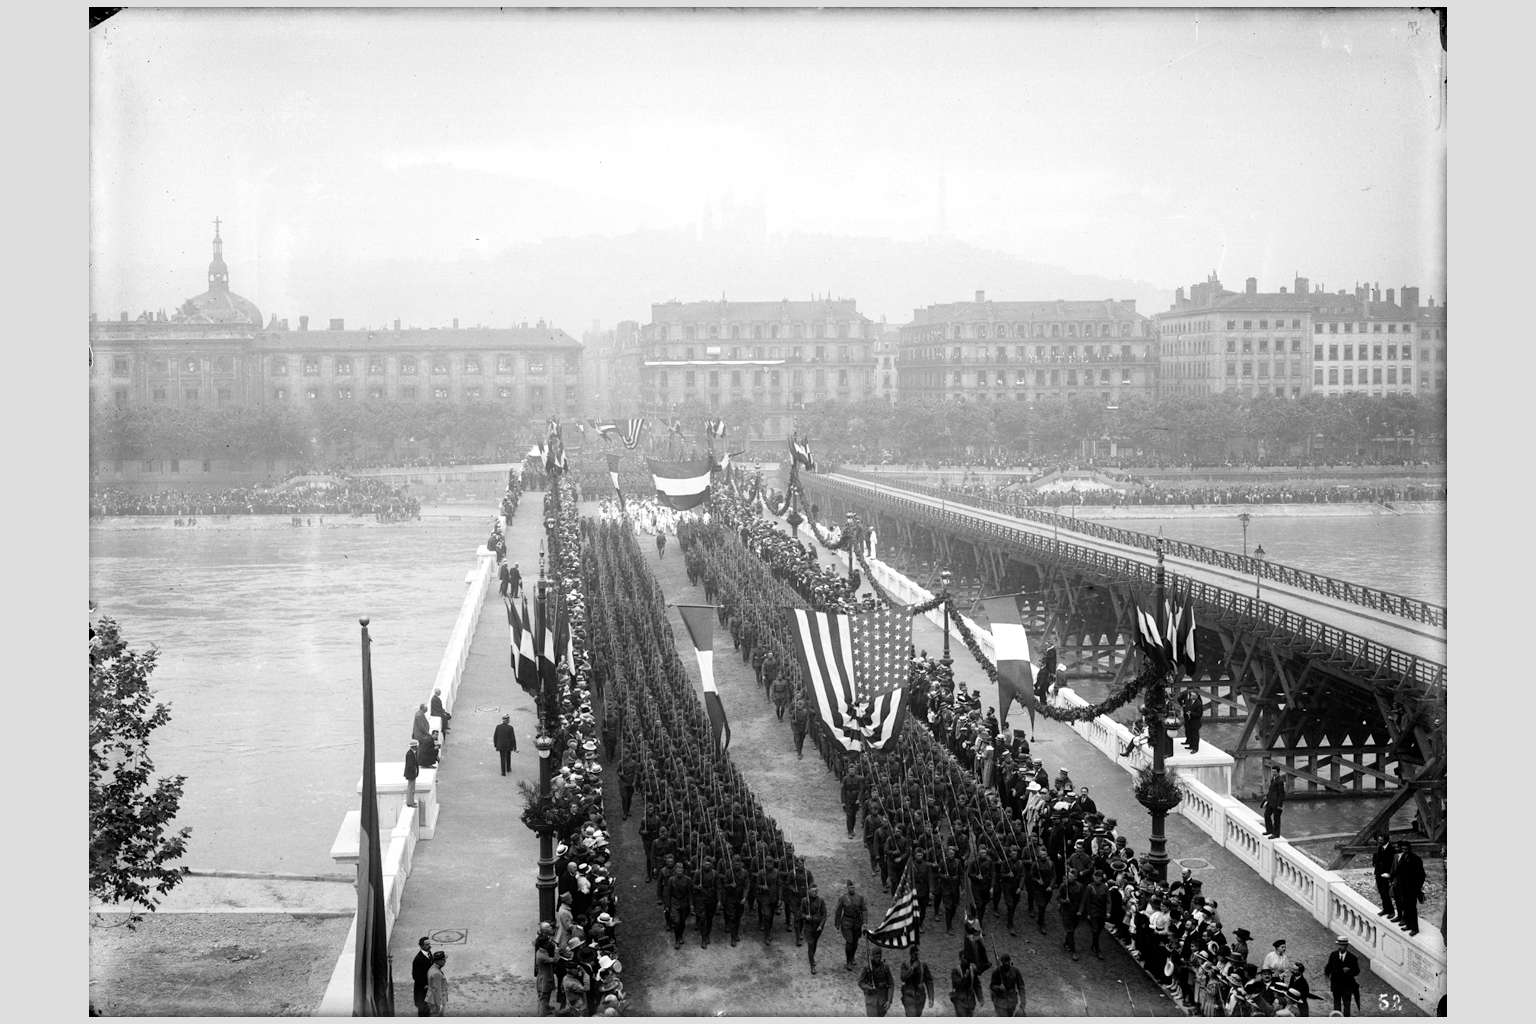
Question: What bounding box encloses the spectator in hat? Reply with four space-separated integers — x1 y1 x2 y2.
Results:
431 687 452 735
404 740 421 809
1371 834 1397 920
493 715 517 775
1323 936 1360 1016
426 951 448 1016
533 924 557 1016
1231 927 1253 969
1288 962 1316 1017
1262 765 1287 838
1264 939 1293 976
1390 840 1426 936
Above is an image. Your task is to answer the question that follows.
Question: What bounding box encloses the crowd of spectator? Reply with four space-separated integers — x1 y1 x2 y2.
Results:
89 477 421 519
929 478 1447 509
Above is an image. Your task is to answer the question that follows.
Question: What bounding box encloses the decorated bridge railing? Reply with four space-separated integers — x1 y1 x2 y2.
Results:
837 469 1446 629
805 475 1446 694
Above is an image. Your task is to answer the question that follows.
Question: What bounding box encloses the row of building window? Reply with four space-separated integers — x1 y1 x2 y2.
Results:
1224 338 1304 354
665 322 871 341
649 344 870 363
907 368 1138 388
1316 344 1412 361
261 385 568 404
107 353 578 377
1313 367 1412 386
1222 319 1306 331
1317 322 1412 334
908 344 1142 362
1225 361 1307 379
922 322 1138 341
647 368 873 389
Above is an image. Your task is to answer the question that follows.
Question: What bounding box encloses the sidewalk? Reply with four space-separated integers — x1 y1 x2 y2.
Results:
384 503 549 1015
826 539 1425 1017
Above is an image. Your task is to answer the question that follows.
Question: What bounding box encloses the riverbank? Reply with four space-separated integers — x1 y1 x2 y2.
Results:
88 503 493 530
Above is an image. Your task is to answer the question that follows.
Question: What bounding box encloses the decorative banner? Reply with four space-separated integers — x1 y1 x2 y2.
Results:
981 594 1036 730
606 453 626 510
706 417 727 439
790 435 817 472
784 606 909 752
864 860 920 948
677 604 730 752
621 418 646 450
647 456 715 510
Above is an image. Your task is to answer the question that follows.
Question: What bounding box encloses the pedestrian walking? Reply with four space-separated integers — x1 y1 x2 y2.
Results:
412 936 434 1017
803 884 827 973
1323 936 1360 1016
426 951 448 1016
493 715 517 775
657 532 667 559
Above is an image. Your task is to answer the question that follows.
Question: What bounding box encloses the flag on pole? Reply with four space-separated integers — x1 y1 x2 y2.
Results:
664 417 686 439
547 415 561 438
354 622 395 1015
646 456 715 510
606 453 626 510
592 419 622 443
1174 587 1198 676
508 596 522 671
677 604 730 752
516 597 539 697
790 435 817 472
981 595 1036 727
621 418 646 449
864 859 920 948
706 417 726 438
535 588 557 698
1129 592 1172 670
526 443 544 461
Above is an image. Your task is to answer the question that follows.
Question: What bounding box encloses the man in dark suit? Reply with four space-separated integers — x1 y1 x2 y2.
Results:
418 730 440 769
1390 840 1426 935
1262 766 1287 838
1322 936 1360 1016
404 740 421 808
1180 688 1205 753
493 715 517 776
411 935 434 1016
431 688 452 736
1372 834 1397 920
508 562 523 599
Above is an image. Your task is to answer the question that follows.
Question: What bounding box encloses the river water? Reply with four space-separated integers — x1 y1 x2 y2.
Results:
1083 512 1446 605
89 506 1444 877
89 511 488 876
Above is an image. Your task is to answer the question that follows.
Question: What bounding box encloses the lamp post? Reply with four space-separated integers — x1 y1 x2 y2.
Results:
1238 512 1251 558
1144 536 1172 884
1254 543 1266 605
940 568 954 685
844 511 856 577
534 732 556 922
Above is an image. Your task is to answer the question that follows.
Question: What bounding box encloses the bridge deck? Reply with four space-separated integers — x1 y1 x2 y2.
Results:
829 473 1447 668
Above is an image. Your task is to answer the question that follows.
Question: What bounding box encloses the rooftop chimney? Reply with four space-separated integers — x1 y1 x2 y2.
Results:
280 318 289 330
1401 286 1419 315
120 311 128 322
299 315 309 331
1245 277 1257 295
1175 286 1186 306
1279 286 1288 294
394 318 401 331
329 318 345 331
1294 276 1309 296
975 290 985 303
1386 288 1395 306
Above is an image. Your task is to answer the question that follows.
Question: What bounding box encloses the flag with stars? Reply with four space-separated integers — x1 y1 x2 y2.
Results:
849 601 913 749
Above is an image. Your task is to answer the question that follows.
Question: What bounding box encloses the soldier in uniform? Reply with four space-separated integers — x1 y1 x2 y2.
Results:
662 860 693 950
997 847 1023 936
802 883 828 974
783 858 811 946
788 696 810 759
834 878 867 971
755 859 782 944
617 755 638 821
900 945 935 1016
989 954 1024 1017
1028 845 1054 934
693 859 720 949
771 670 792 720
909 847 934 932
720 859 748 948
968 847 996 929
949 951 982 1017
859 949 896 1017
938 845 964 934
841 764 865 838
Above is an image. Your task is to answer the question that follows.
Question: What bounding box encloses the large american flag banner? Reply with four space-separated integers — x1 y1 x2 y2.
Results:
621 418 646 450
785 603 911 752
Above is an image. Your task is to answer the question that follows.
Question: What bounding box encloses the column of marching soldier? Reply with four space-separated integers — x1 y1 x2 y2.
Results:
570 483 1397 1016
689 486 1354 1016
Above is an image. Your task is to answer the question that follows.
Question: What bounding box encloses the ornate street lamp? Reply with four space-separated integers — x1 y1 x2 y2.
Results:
534 732 557 922
1238 512 1251 558
940 568 954 681
1254 543 1266 604
844 511 856 578
1142 536 1173 883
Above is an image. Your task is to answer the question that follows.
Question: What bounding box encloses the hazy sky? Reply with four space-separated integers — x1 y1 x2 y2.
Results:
90 7 1446 327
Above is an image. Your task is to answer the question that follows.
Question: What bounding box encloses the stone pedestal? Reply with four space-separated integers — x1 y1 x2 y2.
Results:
1166 746 1235 797
356 763 439 839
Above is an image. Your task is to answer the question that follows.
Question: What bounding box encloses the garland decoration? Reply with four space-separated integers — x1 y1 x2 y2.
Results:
516 780 585 838
1133 765 1185 815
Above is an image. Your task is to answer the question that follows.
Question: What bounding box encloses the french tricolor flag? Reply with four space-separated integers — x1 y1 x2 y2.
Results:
678 604 730 753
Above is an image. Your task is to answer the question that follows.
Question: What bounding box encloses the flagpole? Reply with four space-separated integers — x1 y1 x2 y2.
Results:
1146 537 1172 884
354 617 393 1016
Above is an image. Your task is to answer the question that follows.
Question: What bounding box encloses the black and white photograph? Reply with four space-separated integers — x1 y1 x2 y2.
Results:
81 5 1455 1016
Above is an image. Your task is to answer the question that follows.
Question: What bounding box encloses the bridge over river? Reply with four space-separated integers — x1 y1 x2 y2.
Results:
800 471 1446 866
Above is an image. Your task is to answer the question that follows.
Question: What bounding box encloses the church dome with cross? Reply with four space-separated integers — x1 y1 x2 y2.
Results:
171 218 263 326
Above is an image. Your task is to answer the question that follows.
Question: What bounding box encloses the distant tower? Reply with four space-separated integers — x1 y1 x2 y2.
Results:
208 217 229 292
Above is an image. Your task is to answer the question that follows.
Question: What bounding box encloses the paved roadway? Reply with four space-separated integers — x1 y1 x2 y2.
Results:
827 473 1447 668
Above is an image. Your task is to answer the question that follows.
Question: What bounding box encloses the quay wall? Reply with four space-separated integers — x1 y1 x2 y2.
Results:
859 552 1446 1013
313 521 498 1015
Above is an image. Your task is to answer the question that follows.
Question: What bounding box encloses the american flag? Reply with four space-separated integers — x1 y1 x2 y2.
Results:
621 418 646 449
865 860 920 948
851 602 911 700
